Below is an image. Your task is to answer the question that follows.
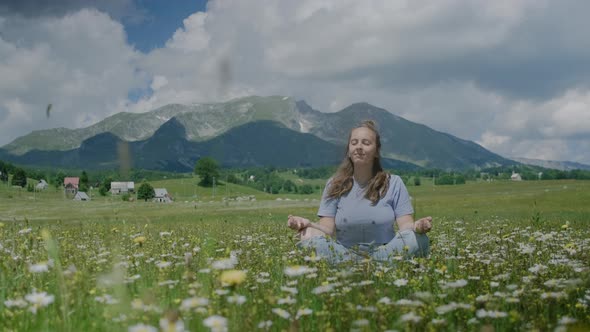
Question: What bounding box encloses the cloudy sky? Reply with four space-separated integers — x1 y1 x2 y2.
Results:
1 0 589 164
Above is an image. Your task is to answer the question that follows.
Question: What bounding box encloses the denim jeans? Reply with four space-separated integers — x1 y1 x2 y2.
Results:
297 230 429 265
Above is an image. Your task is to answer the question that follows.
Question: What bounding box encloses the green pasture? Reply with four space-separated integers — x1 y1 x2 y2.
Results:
0 178 589 331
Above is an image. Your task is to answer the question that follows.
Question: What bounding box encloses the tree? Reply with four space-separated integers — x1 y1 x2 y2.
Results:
194 157 220 187
0 162 8 183
79 170 89 192
53 171 66 189
98 176 112 196
299 184 314 194
11 168 27 187
137 182 155 201
283 179 297 193
413 176 421 186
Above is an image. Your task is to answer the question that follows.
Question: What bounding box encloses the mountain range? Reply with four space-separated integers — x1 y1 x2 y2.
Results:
0 96 516 172
511 157 590 171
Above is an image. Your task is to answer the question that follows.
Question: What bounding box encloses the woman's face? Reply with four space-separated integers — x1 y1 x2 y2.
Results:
348 127 378 167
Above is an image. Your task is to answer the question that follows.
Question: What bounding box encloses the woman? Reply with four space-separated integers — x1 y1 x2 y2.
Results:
288 120 432 264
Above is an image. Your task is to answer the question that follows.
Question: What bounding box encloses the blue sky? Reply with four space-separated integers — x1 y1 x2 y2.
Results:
1 0 590 164
124 0 208 53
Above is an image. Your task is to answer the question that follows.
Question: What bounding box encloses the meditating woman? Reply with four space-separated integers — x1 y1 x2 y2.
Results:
288 120 432 264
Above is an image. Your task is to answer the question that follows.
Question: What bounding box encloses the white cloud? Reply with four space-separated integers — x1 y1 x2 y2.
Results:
1 0 590 165
0 9 142 145
165 12 210 53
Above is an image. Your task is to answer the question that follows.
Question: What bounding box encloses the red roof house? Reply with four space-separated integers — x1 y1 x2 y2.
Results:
64 177 80 189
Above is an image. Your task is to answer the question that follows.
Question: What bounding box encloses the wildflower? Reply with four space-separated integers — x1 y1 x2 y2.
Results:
215 289 230 296
296 308 313 319
94 294 119 304
212 258 237 270
4 298 27 308
400 311 422 323
277 296 296 305
558 316 577 325
431 318 446 325
220 270 247 286
158 280 179 288
133 236 146 245
257 320 273 329
18 228 32 234
435 302 473 315
128 323 158 332
541 292 567 299
203 315 228 332
160 231 172 237
226 295 247 305
476 309 508 318
413 291 433 301
475 294 491 303
25 291 55 314
280 286 298 295
528 264 548 274
312 283 336 295
378 297 392 305
159 311 184 332
443 279 468 289
393 278 408 287
284 265 317 277
156 261 172 269
356 305 377 312
29 262 50 273
180 297 209 311
272 308 291 319
357 280 374 286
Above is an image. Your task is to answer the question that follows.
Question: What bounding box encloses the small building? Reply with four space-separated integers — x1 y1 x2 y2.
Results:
154 188 173 203
36 179 48 191
511 172 522 181
73 191 90 201
110 181 135 195
64 177 80 196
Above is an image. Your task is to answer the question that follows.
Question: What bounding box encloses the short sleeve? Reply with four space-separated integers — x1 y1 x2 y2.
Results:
317 178 338 217
390 175 414 218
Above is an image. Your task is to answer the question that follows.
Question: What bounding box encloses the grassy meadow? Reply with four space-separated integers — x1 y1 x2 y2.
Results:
0 177 589 331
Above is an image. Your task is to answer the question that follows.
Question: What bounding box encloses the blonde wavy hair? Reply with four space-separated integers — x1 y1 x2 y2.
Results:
326 120 390 205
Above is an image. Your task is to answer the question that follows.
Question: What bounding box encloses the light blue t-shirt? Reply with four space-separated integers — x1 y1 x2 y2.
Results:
317 174 414 248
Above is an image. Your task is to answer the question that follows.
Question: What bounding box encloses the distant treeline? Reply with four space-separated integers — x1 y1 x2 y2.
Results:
0 159 188 189
2 159 589 193
222 167 319 194
392 164 590 184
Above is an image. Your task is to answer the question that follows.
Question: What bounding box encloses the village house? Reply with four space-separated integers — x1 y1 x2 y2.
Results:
36 179 48 191
110 181 135 195
154 188 173 203
73 191 90 201
64 177 79 196
511 172 522 181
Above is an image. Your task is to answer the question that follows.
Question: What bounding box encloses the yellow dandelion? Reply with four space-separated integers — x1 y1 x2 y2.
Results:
133 236 146 245
220 270 247 286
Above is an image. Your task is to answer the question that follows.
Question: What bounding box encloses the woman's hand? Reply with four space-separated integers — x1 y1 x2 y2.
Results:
287 215 311 231
414 216 433 234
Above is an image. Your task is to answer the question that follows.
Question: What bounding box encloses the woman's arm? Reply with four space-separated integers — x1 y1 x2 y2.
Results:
288 215 336 237
396 214 433 233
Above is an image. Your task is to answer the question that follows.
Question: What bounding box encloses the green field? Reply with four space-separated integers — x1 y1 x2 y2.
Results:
1 178 589 331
